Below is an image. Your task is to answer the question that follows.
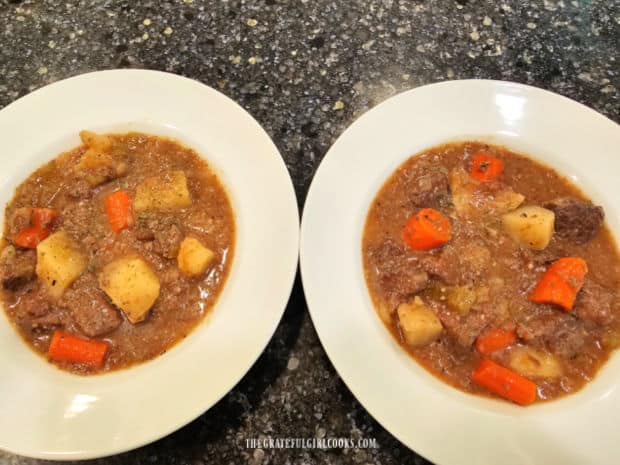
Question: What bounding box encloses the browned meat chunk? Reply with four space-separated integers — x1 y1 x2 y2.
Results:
67 179 93 199
405 163 450 208
135 228 155 241
575 280 617 326
380 270 429 311
420 243 491 286
154 224 183 259
544 197 604 243
75 131 128 187
367 239 429 310
14 291 52 318
0 246 36 290
516 308 590 358
135 215 183 259
419 254 459 285
450 167 524 218
30 314 64 332
61 274 122 337
7 207 32 237
437 307 489 347
7 290 67 333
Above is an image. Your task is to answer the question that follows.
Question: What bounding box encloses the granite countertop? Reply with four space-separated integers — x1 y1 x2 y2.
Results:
0 1 618 464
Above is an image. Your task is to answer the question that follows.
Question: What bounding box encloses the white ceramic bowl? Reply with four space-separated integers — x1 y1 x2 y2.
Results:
0 70 299 460
300 80 620 465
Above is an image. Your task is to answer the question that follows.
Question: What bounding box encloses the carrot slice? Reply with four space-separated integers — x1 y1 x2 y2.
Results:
31 208 58 229
547 257 588 290
470 153 504 182
402 208 452 250
105 190 133 232
472 358 537 406
14 226 51 249
529 257 588 310
48 330 109 367
13 208 58 248
475 328 516 354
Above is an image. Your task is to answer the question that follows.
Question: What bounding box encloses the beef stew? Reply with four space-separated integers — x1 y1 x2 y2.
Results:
0 131 235 374
362 141 620 405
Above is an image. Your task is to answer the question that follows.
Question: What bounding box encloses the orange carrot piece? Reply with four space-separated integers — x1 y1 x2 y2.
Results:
14 226 51 249
402 208 452 251
475 328 517 354
14 208 58 248
48 330 109 367
547 257 588 290
31 208 58 230
472 358 537 406
105 190 133 232
529 257 588 311
470 153 504 182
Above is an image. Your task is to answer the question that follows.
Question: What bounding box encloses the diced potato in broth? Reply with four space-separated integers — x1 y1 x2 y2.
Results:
502 206 555 250
397 297 443 347
76 131 127 186
134 170 192 212
177 237 215 277
98 257 161 324
509 346 563 378
36 230 87 298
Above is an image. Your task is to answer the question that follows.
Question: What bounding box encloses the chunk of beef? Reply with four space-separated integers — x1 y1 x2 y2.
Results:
30 314 63 332
61 274 122 337
437 307 489 347
420 243 491 286
405 163 450 208
135 228 155 241
160 267 187 295
67 179 93 199
154 224 183 259
8 290 65 333
516 307 590 358
367 239 429 310
0 246 36 290
135 214 183 259
75 132 127 187
419 254 459 285
7 207 32 237
380 270 429 311
544 197 604 243
14 290 51 319
575 280 617 326
449 167 524 218
8 289 72 333
470 289 510 324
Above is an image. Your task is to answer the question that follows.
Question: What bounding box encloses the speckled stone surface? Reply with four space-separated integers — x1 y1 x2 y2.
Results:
0 1 618 464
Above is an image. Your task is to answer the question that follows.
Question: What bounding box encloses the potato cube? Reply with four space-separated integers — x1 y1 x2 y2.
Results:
450 167 524 217
509 346 563 378
76 131 126 186
446 286 477 315
397 297 443 347
36 230 87 298
502 206 555 250
99 257 160 323
80 130 112 152
490 190 526 214
134 171 192 212
177 237 215 277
